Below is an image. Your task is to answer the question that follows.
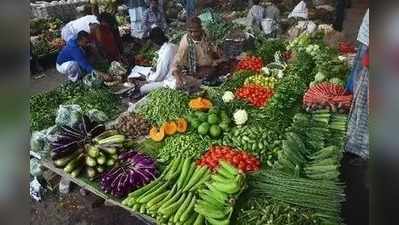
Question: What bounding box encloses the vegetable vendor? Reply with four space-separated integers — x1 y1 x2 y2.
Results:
142 0 168 38
127 27 177 97
172 17 224 91
92 13 122 62
60 15 100 42
264 0 281 37
56 31 109 82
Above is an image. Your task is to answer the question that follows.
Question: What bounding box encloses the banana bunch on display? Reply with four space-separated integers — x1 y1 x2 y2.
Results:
195 161 246 225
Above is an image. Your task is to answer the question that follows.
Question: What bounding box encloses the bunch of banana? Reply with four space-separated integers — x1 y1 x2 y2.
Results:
195 161 246 225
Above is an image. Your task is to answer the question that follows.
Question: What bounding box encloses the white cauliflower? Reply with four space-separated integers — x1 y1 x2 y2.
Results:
222 91 235 103
233 109 248 126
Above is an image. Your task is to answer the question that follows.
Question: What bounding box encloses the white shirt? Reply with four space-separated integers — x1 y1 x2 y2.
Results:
247 5 265 27
61 15 99 42
357 9 369 46
148 42 177 83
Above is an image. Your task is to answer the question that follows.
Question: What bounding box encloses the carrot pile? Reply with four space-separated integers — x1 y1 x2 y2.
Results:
303 83 353 113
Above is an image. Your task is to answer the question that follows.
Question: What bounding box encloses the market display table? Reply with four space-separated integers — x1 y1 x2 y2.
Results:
38 157 156 225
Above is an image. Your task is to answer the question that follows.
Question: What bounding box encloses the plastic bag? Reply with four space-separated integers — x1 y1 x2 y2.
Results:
87 109 109 123
30 125 58 158
83 71 103 88
30 158 43 177
55 104 82 128
30 177 44 202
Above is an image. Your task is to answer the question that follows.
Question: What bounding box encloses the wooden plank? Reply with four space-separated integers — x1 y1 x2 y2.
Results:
40 159 157 224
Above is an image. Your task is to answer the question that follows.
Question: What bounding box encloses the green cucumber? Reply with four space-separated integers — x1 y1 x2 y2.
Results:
173 192 193 223
146 191 169 208
176 158 191 189
183 166 207 192
189 172 211 191
159 192 187 216
85 156 97 167
64 153 84 173
128 178 161 198
54 151 80 167
158 190 182 212
180 195 196 222
181 162 196 190
138 181 169 204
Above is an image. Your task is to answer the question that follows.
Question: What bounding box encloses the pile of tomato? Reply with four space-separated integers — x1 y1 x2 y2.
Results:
197 145 261 173
338 42 356 54
235 84 274 108
236 56 264 73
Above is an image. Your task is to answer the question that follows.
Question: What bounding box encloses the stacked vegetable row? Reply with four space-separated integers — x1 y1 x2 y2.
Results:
122 157 211 225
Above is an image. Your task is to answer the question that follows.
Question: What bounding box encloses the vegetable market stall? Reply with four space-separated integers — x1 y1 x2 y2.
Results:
31 30 354 225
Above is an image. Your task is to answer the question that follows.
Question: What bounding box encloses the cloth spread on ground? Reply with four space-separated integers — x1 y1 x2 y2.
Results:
61 15 99 42
57 39 94 74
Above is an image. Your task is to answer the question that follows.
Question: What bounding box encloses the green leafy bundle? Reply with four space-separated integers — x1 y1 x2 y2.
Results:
255 38 287 63
137 88 190 125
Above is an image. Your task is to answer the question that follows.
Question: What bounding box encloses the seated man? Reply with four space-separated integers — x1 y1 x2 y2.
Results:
56 31 107 82
128 27 177 95
142 0 167 38
172 16 223 91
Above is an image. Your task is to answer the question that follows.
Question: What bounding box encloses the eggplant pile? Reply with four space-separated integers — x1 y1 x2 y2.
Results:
50 116 126 178
303 83 353 113
100 151 158 198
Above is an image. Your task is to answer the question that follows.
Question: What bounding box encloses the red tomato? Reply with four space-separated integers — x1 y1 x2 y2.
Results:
225 153 233 160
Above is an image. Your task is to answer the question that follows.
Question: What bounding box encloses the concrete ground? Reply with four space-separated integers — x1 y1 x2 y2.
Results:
30 1 369 224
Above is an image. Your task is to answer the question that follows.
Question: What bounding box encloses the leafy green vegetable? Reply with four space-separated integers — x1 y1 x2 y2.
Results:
30 82 120 131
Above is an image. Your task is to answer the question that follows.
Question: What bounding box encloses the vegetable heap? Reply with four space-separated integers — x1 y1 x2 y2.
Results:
137 88 190 125
122 157 212 224
114 112 151 139
195 161 246 225
50 116 125 178
303 83 353 113
187 108 232 139
30 82 120 131
197 146 261 172
235 84 274 108
236 56 264 73
244 75 279 90
157 132 214 162
100 150 158 198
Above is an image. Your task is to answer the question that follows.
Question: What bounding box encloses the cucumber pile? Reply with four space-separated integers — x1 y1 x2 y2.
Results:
195 161 245 225
122 157 212 225
54 130 125 179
